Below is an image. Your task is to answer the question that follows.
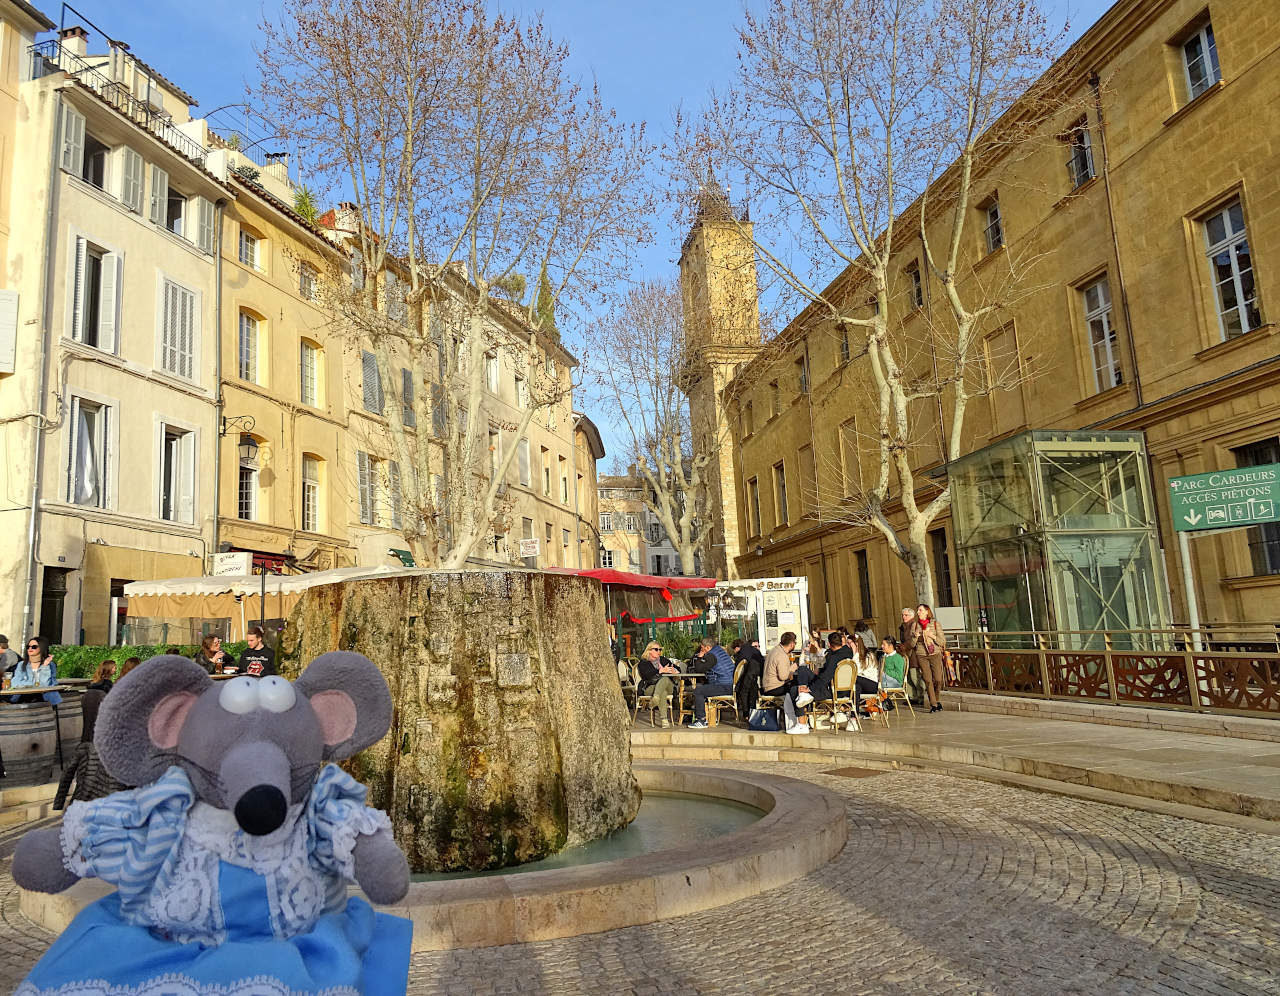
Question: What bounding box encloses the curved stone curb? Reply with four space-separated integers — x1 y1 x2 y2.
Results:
633 729 1280 827
19 766 848 952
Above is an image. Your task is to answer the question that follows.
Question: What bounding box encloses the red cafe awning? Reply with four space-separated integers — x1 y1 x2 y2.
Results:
545 568 718 624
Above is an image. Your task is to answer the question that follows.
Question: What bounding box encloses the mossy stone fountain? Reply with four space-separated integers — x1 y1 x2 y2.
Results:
279 570 641 873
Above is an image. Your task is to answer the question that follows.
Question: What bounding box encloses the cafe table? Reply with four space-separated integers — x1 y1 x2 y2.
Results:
670 672 707 727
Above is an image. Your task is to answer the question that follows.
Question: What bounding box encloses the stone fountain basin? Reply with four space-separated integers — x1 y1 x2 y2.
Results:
21 766 847 951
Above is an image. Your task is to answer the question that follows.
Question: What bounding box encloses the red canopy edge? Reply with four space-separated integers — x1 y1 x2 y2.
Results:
545 567 717 591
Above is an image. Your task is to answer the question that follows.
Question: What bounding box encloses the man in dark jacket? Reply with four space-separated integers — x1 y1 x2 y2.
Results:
689 637 735 729
808 631 852 702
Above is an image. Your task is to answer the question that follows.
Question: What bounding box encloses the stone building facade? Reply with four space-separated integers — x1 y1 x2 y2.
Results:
0 11 602 644
687 0 1280 636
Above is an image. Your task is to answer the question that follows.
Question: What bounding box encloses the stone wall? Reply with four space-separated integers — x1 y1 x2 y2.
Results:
280 570 640 872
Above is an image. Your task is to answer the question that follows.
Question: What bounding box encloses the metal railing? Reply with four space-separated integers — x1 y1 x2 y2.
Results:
950 628 1280 717
30 40 207 166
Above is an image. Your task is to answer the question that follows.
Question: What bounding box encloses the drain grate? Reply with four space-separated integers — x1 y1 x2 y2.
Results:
822 767 885 779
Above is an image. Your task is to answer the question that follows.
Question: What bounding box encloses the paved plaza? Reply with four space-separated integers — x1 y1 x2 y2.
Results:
2 756 1277 994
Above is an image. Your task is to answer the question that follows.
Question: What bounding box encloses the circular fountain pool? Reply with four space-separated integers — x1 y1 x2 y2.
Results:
412 790 764 881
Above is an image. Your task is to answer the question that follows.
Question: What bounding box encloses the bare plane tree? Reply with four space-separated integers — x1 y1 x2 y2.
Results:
258 0 652 568
681 0 1081 602
587 279 719 577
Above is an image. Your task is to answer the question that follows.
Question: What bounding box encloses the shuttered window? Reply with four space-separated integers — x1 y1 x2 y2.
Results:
431 382 445 436
362 350 384 414
159 425 195 523
401 367 415 427
238 313 259 383
67 396 111 508
160 279 196 379
389 461 403 528
300 341 319 407
60 106 85 175
357 450 374 524
517 438 530 487
301 455 320 533
70 237 120 353
195 198 215 255
120 148 144 213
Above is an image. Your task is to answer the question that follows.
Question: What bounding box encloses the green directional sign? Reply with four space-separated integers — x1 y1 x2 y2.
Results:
1169 464 1280 532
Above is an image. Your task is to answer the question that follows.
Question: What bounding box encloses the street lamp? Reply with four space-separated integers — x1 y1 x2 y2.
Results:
221 414 257 462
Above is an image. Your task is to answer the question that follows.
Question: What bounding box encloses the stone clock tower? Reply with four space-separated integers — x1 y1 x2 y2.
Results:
677 183 762 580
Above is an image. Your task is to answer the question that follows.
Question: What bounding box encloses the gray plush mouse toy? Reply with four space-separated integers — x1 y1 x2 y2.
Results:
12 652 413 996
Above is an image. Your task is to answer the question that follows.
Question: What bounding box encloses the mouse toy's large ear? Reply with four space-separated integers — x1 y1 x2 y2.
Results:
294 652 392 760
96 656 213 786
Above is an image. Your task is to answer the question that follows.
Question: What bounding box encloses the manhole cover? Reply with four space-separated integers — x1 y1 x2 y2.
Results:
823 767 885 778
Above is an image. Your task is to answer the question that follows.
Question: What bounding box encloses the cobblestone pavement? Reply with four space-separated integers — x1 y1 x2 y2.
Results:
2 762 1278 994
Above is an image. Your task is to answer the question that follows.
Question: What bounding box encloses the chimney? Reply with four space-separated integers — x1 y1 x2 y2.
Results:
59 26 89 59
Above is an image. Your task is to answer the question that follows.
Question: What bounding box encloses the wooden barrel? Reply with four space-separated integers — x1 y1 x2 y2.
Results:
57 689 84 761
0 703 57 785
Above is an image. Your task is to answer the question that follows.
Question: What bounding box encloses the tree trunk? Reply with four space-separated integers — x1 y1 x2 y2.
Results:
677 544 698 577
905 538 936 609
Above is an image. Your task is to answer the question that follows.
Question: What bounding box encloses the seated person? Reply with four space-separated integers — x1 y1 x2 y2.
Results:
10 636 61 704
86 659 116 694
880 637 906 693
637 641 680 728
687 638 736 730
807 631 852 703
759 632 812 734
851 636 878 717
195 635 237 675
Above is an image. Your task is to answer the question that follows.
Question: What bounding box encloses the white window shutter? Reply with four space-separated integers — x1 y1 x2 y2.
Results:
357 450 371 524
70 238 87 342
362 350 383 414
149 166 168 225
180 287 194 378
179 431 195 523
66 396 81 502
196 197 215 254
101 405 112 508
99 252 121 353
120 149 143 212
0 289 17 374
402 367 415 426
60 106 85 175
389 461 403 528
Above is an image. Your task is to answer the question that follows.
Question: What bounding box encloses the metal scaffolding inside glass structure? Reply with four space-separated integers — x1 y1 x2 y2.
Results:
950 430 1171 650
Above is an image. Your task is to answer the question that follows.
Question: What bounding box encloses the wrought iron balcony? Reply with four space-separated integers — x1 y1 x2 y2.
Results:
29 40 207 166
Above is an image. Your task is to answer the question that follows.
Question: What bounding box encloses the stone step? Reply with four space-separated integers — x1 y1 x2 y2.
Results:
0 782 59 808
632 728 1280 822
0 799 55 829
940 690 1280 742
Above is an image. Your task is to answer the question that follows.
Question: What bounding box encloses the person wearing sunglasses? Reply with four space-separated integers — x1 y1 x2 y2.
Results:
10 636 62 704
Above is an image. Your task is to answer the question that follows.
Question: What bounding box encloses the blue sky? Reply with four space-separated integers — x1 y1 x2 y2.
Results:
50 0 1116 463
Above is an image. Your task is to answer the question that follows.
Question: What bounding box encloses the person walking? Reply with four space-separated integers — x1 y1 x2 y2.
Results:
904 603 948 712
637 641 680 728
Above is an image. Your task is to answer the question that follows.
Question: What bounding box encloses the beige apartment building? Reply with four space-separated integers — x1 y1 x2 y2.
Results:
1 23 228 644
688 0 1280 635
0 10 603 645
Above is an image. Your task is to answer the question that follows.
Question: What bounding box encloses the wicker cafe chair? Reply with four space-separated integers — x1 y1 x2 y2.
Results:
881 669 915 718
813 661 860 733
705 662 744 726
627 661 660 725
859 667 892 729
